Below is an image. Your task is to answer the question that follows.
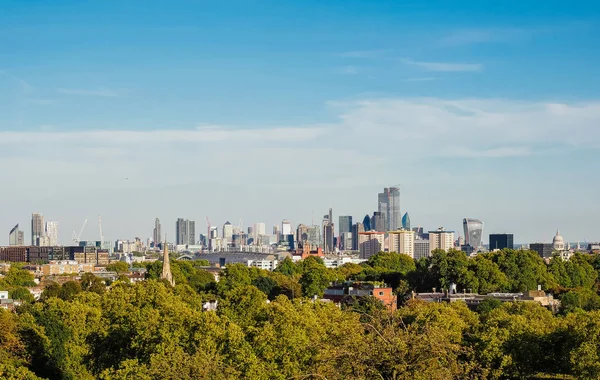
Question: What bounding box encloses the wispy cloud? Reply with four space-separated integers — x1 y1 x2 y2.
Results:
338 66 360 75
403 77 438 82
57 87 120 97
0 70 34 91
400 58 482 72
338 49 392 59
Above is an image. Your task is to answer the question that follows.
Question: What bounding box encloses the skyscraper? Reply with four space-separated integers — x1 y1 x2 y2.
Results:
489 234 514 250
282 220 292 236
153 218 162 247
176 218 196 245
323 209 334 252
223 221 233 243
296 224 309 246
338 216 352 236
402 212 411 230
378 187 401 232
255 222 266 236
351 222 364 251
362 214 371 231
371 212 385 232
463 218 484 253
388 229 415 258
31 213 44 246
45 221 59 246
9 224 24 246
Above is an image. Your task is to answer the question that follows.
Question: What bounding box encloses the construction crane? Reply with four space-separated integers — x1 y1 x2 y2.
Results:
205 216 211 238
72 218 88 244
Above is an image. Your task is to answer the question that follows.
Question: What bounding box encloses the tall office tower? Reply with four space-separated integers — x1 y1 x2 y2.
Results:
9 224 24 246
272 225 280 242
414 238 431 260
358 231 385 259
323 223 334 252
371 212 385 232
209 226 218 239
402 212 411 230
463 218 484 253
296 224 309 246
255 222 266 236
351 222 364 251
45 221 59 246
378 186 401 232
428 227 455 254
176 218 196 245
282 220 292 236
153 218 162 246
388 229 415 258
31 213 44 246
223 221 233 243
247 226 255 237
362 214 371 231
530 243 553 259
338 216 352 236
306 225 321 249
489 234 514 250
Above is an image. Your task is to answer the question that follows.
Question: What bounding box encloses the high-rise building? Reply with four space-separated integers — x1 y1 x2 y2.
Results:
414 238 431 260
31 213 44 246
223 221 233 243
371 212 385 232
272 224 280 242
340 232 353 251
153 218 162 247
45 221 59 246
255 222 266 236
530 243 553 258
9 224 24 246
402 212 411 230
338 216 352 236
359 231 385 259
351 222 364 251
296 224 309 246
362 214 371 231
323 223 334 253
428 228 455 254
378 187 401 232
463 218 484 253
282 220 292 236
306 225 321 248
489 234 514 250
388 229 415 258
176 218 195 245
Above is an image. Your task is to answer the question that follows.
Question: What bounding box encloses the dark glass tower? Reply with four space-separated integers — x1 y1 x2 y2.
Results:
362 214 371 231
402 212 411 230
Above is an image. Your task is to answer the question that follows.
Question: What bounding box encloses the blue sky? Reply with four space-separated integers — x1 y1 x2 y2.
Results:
1 0 599 244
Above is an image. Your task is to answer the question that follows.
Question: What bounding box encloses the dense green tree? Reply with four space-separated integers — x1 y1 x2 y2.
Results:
298 258 331 298
80 273 106 295
549 254 598 289
4 267 36 287
560 288 600 313
467 254 510 294
491 249 558 292
273 257 299 276
40 282 61 301
429 249 471 291
251 276 277 299
366 251 416 276
58 281 82 301
9 287 34 304
105 262 129 274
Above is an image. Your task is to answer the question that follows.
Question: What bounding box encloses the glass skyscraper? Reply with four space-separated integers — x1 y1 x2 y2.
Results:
402 212 411 230
338 216 352 236
463 218 484 253
378 187 400 231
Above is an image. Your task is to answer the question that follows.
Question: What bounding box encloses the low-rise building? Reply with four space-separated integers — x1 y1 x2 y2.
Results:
41 260 94 276
323 281 397 311
247 259 278 271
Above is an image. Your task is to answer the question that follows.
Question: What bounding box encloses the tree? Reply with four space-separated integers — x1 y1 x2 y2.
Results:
4 267 36 287
366 251 416 276
273 257 300 277
492 249 558 292
549 254 598 290
298 258 331 298
58 281 82 301
106 262 129 274
252 276 277 299
429 249 471 291
80 273 106 295
467 254 510 294
560 288 600 313
40 282 61 301
9 287 34 304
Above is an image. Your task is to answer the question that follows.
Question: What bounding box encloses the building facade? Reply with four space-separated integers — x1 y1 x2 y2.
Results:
338 216 352 236
428 228 455 254
31 213 44 246
359 231 385 259
9 225 24 246
414 238 431 260
153 218 162 247
351 222 364 251
45 221 59 247
463 218 484 253
402 212 411 230
489 234 514 250
388 229 415 258
378 187 401 232
176 218 195 245
530 243 553 258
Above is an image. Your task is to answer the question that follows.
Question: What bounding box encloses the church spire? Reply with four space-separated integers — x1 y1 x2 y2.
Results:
161 234 175 286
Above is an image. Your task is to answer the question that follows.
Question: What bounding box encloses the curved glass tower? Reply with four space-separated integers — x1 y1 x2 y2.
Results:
402 212 411 230
362 214 371 231
463 218 484 253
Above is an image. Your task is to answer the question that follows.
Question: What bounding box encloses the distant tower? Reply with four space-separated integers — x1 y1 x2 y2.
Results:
402 212 411 230
161 236 175 286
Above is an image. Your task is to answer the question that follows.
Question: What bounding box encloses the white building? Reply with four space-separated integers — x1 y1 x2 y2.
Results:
552 230 566 251
246 259 278 271
428 228 455 254
223 222 233 243
45 221 59 246
388 229 415 258
255 222 266 236
359 231 385 259
281 220 292 236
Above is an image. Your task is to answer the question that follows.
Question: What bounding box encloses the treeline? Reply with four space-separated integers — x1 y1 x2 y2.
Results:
1 249 600 379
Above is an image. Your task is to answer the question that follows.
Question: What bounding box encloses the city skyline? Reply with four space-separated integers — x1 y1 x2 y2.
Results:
1 1 599 244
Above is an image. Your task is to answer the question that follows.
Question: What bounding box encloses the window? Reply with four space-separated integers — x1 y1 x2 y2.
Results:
379 291 384 296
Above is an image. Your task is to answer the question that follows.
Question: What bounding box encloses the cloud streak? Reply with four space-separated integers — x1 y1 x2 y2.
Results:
338 49 392 59
57 87 120 97
400 59 483 72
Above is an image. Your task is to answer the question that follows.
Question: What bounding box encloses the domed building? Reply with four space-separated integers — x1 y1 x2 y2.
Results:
552 230 565 251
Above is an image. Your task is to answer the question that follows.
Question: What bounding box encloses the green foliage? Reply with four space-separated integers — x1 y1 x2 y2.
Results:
366 251 416 276
105 262 129 274
80 273 106 295
4 267 36 288
549 253 598 289
58 281 82 302
273 257 300 276
298 258 331 298
491 249 558 292
9 287 34 304
560 288 600 313
429 249 471 290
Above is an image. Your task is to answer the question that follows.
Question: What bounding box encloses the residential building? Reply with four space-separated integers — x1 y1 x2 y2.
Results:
359 231 385 259
414 238 430 260
530 243 553 259
38 235 51 247
351 222 364 251
323 281 397 311
388 229 415 258
246 259 279 271
45 221 59 246
463 218 484 253
153 218 161 247
41 260 94 276
9 224 24 246
255 222 266 236
338 216 352 236
31 213 44 246
428 228 455 254
489 234 514 250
